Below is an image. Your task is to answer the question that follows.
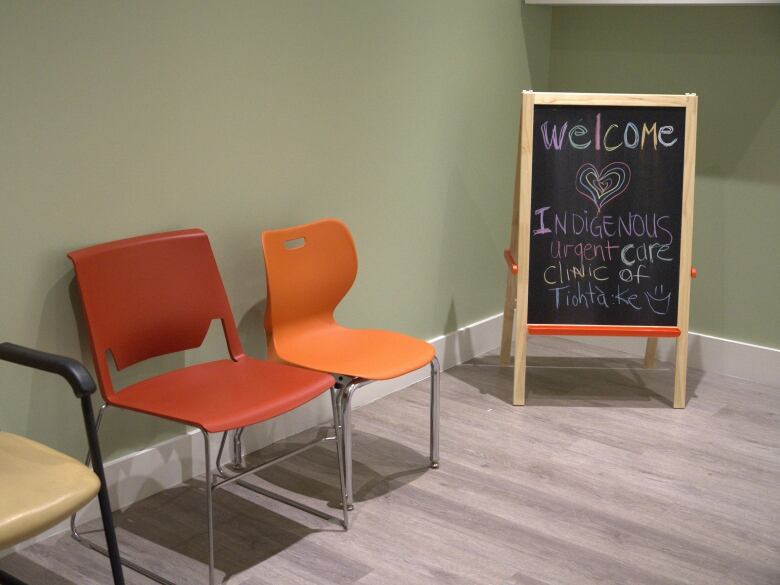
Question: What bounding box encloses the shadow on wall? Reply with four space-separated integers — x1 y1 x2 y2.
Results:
443 299 459 366
441 299 476 370
25 270 93 458
688 176 725 336
548 6 779 183
236 297 336 452
27 268 187 460
237 298 268 359
521 0 553 90
433 131 506 351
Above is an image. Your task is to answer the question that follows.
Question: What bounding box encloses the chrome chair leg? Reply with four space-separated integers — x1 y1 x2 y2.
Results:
430 356 441 469
70 403 347 585
202 430 216 585
340 382 357 511
339 370 440 514
232 427 246 469
213 409 348 528
330 387 349 529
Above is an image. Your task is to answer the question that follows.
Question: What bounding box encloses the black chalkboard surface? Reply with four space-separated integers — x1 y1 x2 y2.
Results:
527 105 686 326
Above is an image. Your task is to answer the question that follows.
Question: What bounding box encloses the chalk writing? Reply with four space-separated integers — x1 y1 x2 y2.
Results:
528 105 685 326
575 162 631 214
540 113 679 152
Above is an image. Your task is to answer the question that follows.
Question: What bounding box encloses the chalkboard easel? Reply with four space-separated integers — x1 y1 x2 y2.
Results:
500 92 698 408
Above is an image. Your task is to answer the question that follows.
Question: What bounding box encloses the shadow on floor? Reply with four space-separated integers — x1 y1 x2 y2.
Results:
51 430 431 583
102 477 318 582
448 353 702 408
252 431 430 508
0 554 80 585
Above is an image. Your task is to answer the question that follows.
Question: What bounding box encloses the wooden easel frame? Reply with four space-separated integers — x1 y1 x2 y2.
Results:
500 91 698 408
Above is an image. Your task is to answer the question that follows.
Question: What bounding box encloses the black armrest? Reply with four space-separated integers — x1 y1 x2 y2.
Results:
0 342 97 398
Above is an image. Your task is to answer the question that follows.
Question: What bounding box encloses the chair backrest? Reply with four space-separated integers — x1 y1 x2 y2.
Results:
261 219 357 345
68 229 244 399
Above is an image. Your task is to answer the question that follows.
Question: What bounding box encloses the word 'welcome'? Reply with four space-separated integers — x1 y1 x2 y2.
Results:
541 113 678 152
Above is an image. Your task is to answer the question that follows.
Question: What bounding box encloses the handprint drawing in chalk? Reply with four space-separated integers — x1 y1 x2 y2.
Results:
644 285 672 315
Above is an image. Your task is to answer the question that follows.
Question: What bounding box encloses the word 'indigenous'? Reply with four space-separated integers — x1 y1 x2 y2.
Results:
533 208 674 244
540 113 678 152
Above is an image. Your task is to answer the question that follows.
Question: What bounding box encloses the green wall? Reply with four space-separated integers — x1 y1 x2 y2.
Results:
549 6 780 349
3 2 776 463
0 1 551 458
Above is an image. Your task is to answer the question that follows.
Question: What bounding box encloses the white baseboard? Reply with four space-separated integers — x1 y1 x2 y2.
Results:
557 331 780 388
7 312 504 552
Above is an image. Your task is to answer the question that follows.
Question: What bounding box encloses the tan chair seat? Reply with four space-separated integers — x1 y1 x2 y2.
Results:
0 431 100 548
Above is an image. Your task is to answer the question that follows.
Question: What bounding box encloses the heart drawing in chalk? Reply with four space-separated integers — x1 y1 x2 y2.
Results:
575 162 631 214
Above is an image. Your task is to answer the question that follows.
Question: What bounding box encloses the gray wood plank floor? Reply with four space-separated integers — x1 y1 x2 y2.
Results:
3 337 779 584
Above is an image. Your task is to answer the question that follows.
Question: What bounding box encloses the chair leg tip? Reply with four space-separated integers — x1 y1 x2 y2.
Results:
430 462 439 469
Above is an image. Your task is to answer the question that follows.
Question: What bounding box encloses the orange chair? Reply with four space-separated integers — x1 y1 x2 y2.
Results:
68 229 346 585
260 218 440 515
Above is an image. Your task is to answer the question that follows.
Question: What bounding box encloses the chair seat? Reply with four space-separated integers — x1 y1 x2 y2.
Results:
0 432 100 548
275 324 435 380
108 357 334 433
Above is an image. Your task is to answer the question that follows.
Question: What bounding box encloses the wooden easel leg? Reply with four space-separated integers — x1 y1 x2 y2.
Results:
673 331 689 408
643 337 658 368
499 270 516 365
512 323 527 405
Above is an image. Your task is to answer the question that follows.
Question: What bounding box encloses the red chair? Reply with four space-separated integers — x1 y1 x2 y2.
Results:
68 229 346 585
260 219 440 514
